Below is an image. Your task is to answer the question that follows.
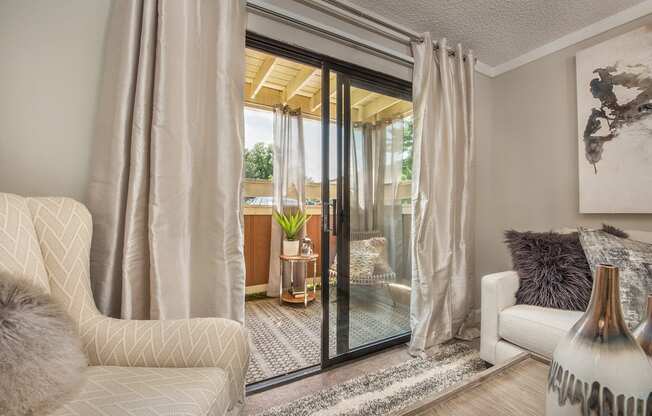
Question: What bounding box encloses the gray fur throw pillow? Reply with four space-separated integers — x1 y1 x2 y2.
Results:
504 225 629 311
0 273 86 416
505 230 593 311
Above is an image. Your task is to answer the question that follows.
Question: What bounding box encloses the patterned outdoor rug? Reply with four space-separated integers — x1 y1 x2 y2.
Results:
254 342 488 416
245 289 410 384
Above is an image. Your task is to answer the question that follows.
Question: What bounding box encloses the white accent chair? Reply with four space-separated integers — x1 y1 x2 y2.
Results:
480 229 652 365
0 193 249 416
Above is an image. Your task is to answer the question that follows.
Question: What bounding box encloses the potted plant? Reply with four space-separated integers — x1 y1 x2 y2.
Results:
272 209 310 256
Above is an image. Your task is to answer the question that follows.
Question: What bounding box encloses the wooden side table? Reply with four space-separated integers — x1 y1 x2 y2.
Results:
279 254 318 307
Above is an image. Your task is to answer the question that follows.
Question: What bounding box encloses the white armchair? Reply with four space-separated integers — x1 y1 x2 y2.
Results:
480 270 585 365
480 271 532 364
0 193 249 415
480 228 651 366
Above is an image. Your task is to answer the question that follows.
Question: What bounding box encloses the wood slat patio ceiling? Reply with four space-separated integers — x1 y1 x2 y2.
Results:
245 48 412 121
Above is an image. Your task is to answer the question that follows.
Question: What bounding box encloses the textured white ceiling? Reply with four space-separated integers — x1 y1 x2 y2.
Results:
345 0 648 66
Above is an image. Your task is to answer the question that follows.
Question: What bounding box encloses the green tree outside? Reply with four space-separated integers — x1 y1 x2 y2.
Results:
244 142 273 180
402 118 413 181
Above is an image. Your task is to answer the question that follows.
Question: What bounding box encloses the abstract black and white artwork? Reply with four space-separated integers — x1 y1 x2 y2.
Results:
576 25 652 213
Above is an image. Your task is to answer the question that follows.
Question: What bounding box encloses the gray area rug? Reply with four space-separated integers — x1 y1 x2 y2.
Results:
254 342 488 416
245 288 410 384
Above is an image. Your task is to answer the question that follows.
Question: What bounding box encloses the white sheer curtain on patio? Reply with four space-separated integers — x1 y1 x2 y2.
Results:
351 120 406 280
87 0 247 322
267 105 306 297
351 122 378 232
409 34 475 354
385 120 409 282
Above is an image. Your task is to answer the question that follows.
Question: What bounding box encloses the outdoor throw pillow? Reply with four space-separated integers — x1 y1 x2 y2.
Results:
366 237 393 275
349 251 379 280
505 230 593 311
578 227 652 329
330 240 378 279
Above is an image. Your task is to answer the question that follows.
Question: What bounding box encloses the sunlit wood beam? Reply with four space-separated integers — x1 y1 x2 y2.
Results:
309 75 337 112
309 91 322 113
351 90 375 108
376 101 413 120
286 67 319 101
360 96 402 120
311 83 373 113
250 56 277 99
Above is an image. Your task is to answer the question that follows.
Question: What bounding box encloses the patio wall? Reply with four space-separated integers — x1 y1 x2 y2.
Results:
244 208 325 293
243 180 413 293
243 208 412 294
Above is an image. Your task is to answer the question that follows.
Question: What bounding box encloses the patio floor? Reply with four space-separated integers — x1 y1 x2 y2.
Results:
245 287 410 384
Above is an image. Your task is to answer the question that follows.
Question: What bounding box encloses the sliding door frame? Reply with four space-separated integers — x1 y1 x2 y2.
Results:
245 32 412 393
326 70 412 368
246 33 411 99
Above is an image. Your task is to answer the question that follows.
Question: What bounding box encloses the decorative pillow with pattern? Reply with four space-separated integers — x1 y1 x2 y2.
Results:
330 240 379 279
349 251 378 280
578 227 652 328
366 237 392 275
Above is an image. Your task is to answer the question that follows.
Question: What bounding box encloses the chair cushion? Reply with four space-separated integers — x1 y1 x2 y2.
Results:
499 304 582 358
52 366 229 416
0 193 50 293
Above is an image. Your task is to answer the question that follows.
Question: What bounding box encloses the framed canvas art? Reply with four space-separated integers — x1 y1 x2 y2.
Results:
576 25 652 213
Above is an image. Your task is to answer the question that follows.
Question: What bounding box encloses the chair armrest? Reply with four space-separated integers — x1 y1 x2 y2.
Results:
79 315 249 410
480 271 520 364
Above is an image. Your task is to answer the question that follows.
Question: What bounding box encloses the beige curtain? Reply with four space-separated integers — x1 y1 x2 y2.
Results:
267 106 306 297
88 0 247 322
409 34 475 354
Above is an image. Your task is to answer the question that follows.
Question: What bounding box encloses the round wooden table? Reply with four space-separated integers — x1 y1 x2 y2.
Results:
279 254 318 307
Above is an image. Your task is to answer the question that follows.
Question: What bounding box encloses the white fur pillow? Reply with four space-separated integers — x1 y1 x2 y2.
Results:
0 273 87 416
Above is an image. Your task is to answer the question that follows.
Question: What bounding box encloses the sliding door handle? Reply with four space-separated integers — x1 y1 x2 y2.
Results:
331 199 337 236
322 198 337 236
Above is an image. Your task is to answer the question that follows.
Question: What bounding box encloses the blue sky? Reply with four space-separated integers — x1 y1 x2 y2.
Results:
244 107 337 182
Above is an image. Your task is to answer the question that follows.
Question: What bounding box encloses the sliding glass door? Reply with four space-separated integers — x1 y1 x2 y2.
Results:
322 69 413 365
243 33 414 390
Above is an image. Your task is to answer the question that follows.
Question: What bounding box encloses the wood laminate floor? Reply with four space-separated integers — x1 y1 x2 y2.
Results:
245 339 482 415
245 343 412 414
406 357 548 416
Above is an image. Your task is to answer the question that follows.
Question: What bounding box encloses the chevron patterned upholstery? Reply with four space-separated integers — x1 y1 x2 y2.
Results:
0 193 50 292
52 366 230 416
0 193 249 416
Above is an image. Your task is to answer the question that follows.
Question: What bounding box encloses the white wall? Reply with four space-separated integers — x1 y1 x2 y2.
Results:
474 13 652 283
0 0 111 202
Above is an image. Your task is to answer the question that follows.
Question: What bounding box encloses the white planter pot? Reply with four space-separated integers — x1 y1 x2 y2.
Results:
282 240 300 256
